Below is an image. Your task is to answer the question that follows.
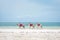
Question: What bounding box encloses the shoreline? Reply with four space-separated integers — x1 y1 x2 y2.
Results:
0 26 60 29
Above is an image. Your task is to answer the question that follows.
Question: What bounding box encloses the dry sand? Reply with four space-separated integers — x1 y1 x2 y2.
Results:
0 28 60 40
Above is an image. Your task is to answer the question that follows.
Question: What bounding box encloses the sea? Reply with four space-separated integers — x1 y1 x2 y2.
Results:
0 22 60 28
0 22 60 29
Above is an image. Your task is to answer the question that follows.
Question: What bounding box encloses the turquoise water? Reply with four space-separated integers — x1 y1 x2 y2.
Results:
0 22 60 26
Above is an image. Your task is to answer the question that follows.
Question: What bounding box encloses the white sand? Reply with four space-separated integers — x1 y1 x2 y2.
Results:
0 28 60 40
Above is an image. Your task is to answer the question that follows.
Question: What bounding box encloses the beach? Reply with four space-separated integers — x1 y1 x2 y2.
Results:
0 26 60 40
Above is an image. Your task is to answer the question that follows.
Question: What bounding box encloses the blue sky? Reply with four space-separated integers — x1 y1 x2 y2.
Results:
0 0 60 22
